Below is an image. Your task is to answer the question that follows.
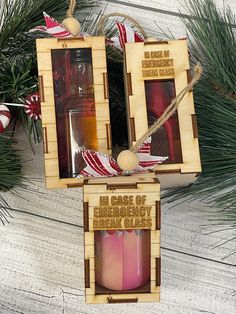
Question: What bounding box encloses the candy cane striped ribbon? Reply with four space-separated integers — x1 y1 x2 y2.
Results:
77 137 168 178
29 12 71 38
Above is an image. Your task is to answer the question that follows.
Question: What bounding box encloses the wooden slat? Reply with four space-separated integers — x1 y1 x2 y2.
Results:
83 203 89 232
151 230 160 244
151 243 160 257
103 73 109 99
130 117 136 142
191 114 199 138
38 76 45 102
126 73 133 96
107 183 137 190
144 40 168 45
86 292 160 304
156 201 161 230
186 69 193 92
156 257 161 286
43 127 48 154
36 36 106 52
106 124 112 150
107 296 138 303
84 259 90 288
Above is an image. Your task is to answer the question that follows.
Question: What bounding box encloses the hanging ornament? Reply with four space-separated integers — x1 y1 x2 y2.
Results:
116 64 203 174
0 105 11 133
24 93 41 120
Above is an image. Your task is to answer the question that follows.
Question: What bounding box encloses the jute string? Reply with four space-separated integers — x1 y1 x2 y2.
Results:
96 13 147 39
130 63 203 153
67 0 76 18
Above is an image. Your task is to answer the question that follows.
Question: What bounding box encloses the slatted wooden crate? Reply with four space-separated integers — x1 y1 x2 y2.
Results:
83 172 161 304
36 37 111 189
124 39 201 187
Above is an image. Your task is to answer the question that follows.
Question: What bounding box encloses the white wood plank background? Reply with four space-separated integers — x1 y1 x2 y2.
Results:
1 1 236 313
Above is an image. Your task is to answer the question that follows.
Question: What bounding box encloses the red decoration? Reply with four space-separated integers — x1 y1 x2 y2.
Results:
0 105 11 133
30 12 71 38
77 137 168 178
24 93 41 120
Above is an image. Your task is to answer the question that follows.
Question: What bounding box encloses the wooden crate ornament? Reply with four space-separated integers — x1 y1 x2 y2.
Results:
36 37 111 189
124 39 201 187
83 173 161 304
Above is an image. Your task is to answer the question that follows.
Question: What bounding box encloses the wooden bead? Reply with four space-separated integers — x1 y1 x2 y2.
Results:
117 150 139 171
62 17 81 36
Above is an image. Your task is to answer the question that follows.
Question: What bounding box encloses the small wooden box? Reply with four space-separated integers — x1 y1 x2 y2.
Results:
36 37 111 189
124 39 201 187
83 173 161 304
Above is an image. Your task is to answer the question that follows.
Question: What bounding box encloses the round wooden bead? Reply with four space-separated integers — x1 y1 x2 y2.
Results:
62 17 81 36
117 150 139 171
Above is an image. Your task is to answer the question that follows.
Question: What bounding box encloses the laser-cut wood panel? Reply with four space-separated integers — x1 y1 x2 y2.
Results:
124 39 201 188
36 37 111 189
83 173 161 304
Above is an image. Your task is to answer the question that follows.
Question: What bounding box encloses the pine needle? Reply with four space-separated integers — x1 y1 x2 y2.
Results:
164 0 236 225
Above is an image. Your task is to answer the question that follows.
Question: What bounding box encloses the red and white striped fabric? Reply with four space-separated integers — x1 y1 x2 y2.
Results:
77 137 168 178
79 151 122 177
136 137 168 171
30 12 71 38
0 105 11 133
111 22 144 50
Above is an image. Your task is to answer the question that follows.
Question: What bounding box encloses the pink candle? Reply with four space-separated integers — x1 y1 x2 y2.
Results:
95 230 150 290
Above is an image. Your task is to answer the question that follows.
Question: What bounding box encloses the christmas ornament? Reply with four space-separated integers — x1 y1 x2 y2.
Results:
2 93 41 121
24 93 41 120
0 105 11 133
83 173 161 303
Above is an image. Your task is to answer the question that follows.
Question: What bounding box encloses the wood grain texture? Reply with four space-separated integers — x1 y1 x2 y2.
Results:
1 0 236 312
37 36 111 189
124 39 201 188
0 131 235 313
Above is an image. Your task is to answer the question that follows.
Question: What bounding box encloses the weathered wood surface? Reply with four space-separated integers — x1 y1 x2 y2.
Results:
1 0 236 312
1 130 236 313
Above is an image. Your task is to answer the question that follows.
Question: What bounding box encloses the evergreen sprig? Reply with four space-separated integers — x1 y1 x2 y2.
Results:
0 134 22 191
183 0 236 97
164 0 236 225
0 0 97 144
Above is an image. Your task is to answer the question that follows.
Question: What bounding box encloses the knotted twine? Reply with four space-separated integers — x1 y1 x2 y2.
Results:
67 0 76 18
96 12 147 39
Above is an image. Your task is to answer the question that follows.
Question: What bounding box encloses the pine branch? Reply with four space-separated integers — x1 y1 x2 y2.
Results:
0 0 98 144
163 0 236 225
0 134 23 191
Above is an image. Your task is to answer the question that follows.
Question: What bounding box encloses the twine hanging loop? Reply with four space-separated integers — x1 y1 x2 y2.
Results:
130 63 203 153
96 12 148 39
67 0 76 18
